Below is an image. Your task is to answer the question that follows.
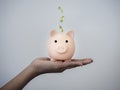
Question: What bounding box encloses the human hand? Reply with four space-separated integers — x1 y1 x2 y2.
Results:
30 57 93 75
0 57 93 90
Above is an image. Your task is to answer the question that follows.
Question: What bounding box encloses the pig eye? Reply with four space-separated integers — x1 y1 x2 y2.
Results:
65 40 68 43
54 40 57 43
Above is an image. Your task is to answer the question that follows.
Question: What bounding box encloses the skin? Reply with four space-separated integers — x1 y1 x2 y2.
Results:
0 57 93 90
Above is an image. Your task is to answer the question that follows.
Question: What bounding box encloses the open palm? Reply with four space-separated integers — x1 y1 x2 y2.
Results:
31 57 93 74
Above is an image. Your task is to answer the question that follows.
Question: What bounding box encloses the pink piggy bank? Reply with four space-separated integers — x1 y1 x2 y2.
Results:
47 30 75 61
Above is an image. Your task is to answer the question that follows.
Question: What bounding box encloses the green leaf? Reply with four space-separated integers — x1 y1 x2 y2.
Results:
59 25 63 32
58 6 63 13
60 16 64 22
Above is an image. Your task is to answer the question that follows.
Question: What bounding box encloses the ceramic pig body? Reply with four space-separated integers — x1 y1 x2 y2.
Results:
47 30 75 61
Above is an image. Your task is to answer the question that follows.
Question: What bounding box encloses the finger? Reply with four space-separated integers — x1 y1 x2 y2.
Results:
35 57 50 61
71 58 93 65
82 58 93 65
71 58 93 61
61 61 79 69
62 58 93 69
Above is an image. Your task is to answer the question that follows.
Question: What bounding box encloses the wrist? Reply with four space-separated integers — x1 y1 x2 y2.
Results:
29 61 44 76
27 65 39 78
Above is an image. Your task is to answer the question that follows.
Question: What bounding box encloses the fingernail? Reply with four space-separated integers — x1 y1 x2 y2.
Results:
91 59 93 62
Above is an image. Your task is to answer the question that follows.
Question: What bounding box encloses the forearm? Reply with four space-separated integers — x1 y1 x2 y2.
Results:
0 65 39 90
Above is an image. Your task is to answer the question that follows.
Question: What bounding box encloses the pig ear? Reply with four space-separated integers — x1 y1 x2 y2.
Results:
50 30 57 37
66 30 74 38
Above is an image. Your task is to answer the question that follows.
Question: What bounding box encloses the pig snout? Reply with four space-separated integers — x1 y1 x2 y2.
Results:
56 44 68 54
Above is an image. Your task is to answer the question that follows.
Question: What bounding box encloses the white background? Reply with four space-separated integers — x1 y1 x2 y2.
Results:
0 0 120 90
